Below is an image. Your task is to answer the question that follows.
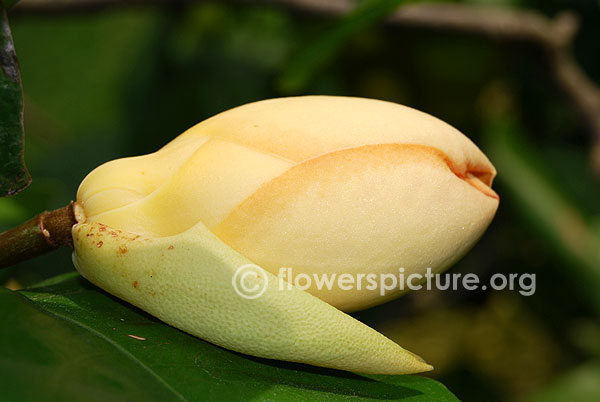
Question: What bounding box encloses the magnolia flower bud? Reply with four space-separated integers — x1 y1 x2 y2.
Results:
72 96 498 375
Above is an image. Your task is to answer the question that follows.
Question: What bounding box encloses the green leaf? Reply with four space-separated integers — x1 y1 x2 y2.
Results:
0 272 460 401
0 2 30 197
278 0 411 93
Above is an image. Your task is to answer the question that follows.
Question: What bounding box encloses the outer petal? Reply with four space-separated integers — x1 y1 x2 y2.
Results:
215 144 499 311
182 96 496 179
72 220 432 375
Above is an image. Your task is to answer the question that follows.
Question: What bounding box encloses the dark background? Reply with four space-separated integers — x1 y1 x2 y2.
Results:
1 1 600 401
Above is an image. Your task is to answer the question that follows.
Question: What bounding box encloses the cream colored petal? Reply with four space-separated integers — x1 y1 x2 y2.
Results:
214 144 499 312
88 137 294 236
181 96 496 183
72 221 432 375
83 188 145 217
77 135 210 207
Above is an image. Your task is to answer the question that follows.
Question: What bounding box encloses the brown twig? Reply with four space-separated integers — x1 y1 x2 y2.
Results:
0 202 78 268
11 0 600 174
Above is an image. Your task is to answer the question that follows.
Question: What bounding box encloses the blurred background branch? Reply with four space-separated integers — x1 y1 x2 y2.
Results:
11 0 600 176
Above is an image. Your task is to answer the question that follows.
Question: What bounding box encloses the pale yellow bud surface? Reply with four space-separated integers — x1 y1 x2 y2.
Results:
73 96 498 374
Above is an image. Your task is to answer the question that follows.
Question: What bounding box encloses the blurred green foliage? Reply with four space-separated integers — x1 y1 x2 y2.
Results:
484 116 600 312
1 0 19 9
278 0 412 92
1 0 600 401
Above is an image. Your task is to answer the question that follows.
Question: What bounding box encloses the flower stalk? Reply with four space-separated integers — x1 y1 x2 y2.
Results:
0 202 77 268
